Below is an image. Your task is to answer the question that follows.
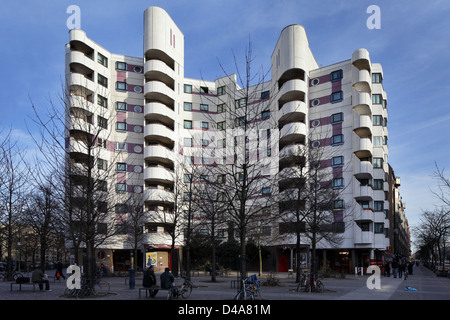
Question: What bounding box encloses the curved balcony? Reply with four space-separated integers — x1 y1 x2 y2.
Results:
144 188 174 203
67 73 97 94
68 50 95 72
351 48 371 71
354 207 374 222
278 79 307 109
145 59 175 85
278 100 307 124
279 144 306 159
144 123 175 146
353 91 372 116
279 122 307 148
144 81 175 107
353 114 372 138
144 144 175 165
144 102 175 127
144 166 174 184
352 68 371 93
354 160 373 180
353 184 373 201
354 227 374 245
354 136 373 159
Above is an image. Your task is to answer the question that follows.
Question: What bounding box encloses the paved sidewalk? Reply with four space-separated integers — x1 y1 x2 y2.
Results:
0 264 448 301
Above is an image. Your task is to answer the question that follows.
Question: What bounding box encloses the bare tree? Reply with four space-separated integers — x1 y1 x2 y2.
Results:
276 130 350 281
0 133 29 279
197 41 277 283
28 82 126 289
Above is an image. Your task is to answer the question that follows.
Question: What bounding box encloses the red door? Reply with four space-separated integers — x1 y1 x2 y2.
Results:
278 255 288 272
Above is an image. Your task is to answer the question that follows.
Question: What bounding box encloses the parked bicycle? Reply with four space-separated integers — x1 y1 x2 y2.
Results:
167 276 193 300
0 271 23 282
234 275 261 300
297 273 324 293
306 274 324 293
64 273 110 298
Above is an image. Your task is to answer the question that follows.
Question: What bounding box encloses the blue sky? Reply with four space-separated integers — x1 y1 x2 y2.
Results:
1 0 450 250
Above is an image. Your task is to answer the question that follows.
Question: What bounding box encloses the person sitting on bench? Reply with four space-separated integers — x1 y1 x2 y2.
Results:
142 265 158 297
32 267 51 291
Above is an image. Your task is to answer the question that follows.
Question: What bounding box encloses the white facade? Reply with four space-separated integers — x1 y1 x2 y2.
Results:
65 7 391 271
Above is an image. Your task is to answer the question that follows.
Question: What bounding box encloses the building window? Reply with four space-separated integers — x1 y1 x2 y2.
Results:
360 222 371 232
98 74 108 88
116 61 127 71
117 163 127 172
184 138 192 147
235 98 247 108
330 69 343 82
184 120 192 129
184 102 192 111
373 136 382 147
201 122 209 130
116 101 127 111
97 53 108 67
97 158 107 170
184 84 192 93
262 187 271 195
217 104 226 113
116 81 127 91
200 86 208 94
374 201 384 212
97 116 108 129
200 104 209 111
372 94 382 104
372 73 382 83
333 199 345 210
217 86 226 96
330 91 343 103
331 112 344 124
217 121 226 130
98 180 107 192
98 138 107 149
373 158 383 168
184 156 193 164
116 183 127 193
332 178 344 189
373 115 382 126
97 94 108 108
261 110 270 119
201 139 209 147
331 134 344 146
184 174 192 183
373 179 384 190
375 223 384 234
115 142 127 152
332 156 344 167
261 91 270 100
235 116 246 127
116 122 127 132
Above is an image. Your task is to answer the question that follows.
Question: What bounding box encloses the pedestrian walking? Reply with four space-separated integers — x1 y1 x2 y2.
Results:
392 260 398 278
398 260 404 278
55 260 65 280
384 262 390 277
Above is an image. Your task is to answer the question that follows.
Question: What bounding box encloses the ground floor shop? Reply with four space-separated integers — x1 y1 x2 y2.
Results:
270 246 388 274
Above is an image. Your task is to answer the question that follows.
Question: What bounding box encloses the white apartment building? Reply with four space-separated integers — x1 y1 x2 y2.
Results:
65 6 392 273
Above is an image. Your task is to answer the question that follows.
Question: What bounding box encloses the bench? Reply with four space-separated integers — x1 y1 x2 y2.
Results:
139 285 167 299
10 282 39 292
